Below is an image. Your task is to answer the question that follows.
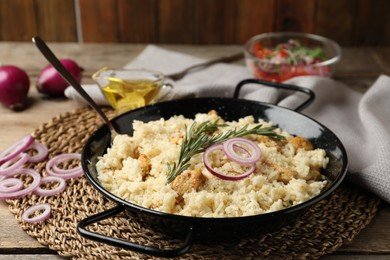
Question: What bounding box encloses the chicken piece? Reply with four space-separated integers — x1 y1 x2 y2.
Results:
138 154 151 179
170 136 180 145
133 145 141 158
257 135 285 152
264 160 298 184
170 131 184 145
208 110 218 117
288 136 313 152
308 168 322 181
207 110 224 122
171 169 206 196
277 166 297 184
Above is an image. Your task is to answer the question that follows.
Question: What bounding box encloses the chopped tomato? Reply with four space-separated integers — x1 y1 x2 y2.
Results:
250 39 330 82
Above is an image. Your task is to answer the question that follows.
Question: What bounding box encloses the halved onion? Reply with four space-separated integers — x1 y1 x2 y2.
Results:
21 203 51 223
0 168 41 200
0 135 34 164
223 137 261 165
45 153 83 179
34 176 66 196
203 143 256 181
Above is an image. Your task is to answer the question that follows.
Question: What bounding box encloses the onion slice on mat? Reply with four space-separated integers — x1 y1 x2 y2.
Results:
45 153 83 179
21 203 51 223
27 142 49 163
34 176 66 196
203 143 256 181
0 135 34 164
0 153 30 176
0 178 24 193
223 137 261 165
0 168 41 200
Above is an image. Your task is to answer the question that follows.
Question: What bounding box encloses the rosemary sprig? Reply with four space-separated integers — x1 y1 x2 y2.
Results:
166 120 285 184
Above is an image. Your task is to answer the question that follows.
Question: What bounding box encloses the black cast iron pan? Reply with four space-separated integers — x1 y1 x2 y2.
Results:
78 79 348 257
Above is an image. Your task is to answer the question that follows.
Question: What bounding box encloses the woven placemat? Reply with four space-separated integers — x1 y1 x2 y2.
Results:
6 107 381 259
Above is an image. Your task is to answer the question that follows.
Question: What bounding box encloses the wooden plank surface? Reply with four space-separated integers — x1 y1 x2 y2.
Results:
316 0 357 46
353 0 390 46
234 0 276 43
117 0 155 43
339 206 390 253
0 0 390 45
156 0 194 44
0 256 64 260
0 43 389 259
79 0 118 42
194 0 235 44
275 0 316 32
0 0 37 41
34 0 78 42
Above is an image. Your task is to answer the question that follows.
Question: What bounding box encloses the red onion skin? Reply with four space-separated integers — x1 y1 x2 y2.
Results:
0 65 30 110
36 59 83 96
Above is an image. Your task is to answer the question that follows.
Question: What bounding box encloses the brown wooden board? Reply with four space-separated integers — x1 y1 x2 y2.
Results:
233 0 276 44
117 0 155 43
34 0 77 42
79 0 118 42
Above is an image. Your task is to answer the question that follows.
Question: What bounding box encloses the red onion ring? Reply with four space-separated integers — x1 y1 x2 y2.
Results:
34 176 67 196
21 203 51 223
0 168 41 200
203 143 256 181
0 135 34 164
45 153 83 180
0 178 24 193
0 153 30 176
27 142 49 163
53 164 80 174
223 137 261 165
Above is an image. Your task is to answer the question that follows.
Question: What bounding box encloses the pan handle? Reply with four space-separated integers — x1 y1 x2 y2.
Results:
77 204 194 258
233 78 315 112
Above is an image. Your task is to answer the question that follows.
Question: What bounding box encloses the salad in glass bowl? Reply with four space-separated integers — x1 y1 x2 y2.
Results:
244 32 341 82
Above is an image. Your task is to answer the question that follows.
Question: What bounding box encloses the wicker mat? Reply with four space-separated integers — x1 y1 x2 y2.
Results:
6 107 381 259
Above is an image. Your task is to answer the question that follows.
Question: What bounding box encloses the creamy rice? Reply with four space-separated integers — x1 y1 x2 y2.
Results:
96 112 328 217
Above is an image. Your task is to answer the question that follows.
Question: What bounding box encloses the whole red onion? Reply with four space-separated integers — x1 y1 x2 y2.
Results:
36 59 83 96
0 65 30 110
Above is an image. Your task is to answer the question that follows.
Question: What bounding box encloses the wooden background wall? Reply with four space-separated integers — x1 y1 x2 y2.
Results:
0 0 389 46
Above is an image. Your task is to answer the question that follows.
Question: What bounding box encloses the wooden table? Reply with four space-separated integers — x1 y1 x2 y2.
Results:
0 43 389 259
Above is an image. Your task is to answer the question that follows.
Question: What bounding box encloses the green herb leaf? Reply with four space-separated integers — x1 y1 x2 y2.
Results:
166 120 285 184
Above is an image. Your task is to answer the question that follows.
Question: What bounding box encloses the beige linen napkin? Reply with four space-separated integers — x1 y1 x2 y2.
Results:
65 45 390 203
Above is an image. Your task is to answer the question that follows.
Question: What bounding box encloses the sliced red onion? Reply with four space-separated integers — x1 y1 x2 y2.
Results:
21 203 51 223
34 176 66 196
0 178 23 193
46 153 83 180
53 164 80 174
27 142 49 163
203 143 256 181
0 168 41 200
0 153 30 176
223 137 261 165
0 135 34 164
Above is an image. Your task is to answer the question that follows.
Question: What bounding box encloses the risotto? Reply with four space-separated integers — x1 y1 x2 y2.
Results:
96 111 328 217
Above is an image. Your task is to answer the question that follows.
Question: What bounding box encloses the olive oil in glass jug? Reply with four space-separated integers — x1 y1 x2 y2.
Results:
93 67 173 114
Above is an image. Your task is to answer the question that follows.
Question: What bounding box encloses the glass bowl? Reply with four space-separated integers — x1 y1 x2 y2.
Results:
244 32 341 82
